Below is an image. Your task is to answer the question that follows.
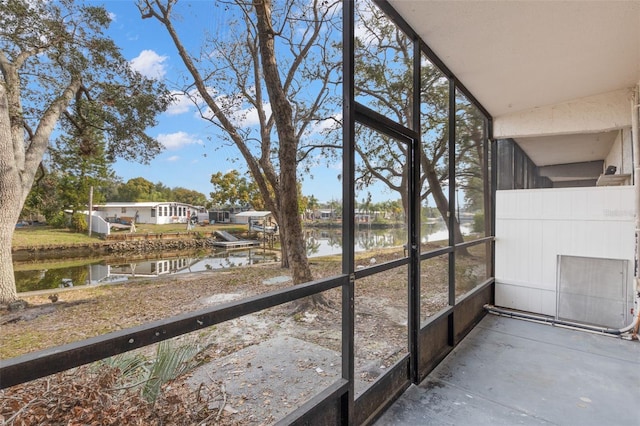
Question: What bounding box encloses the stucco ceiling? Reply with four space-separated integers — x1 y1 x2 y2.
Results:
386 0 640 173
516 131 618 167
388 0 640 119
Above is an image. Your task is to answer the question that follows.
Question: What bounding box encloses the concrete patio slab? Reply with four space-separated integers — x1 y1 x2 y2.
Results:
375 314 639 425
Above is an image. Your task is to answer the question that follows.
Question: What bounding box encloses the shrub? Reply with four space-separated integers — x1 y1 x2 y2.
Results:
473 212 485 233
71 213 88 233
48 211 68 229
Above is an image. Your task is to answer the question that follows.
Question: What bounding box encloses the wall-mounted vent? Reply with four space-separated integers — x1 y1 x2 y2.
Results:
557 255 629 329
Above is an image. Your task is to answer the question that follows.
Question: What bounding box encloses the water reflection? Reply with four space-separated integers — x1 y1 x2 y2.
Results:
304 220 469 257
305 227 405 257
14 223 472 293
14 249 278 293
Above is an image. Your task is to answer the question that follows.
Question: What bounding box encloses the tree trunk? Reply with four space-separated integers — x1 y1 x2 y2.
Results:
424 164 469 255
0 87 20 304
254 0 313 285
0 58 79 304
0 220 18 305
277 213 290 268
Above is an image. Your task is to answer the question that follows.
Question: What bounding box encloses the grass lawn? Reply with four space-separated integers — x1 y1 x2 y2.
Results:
12 227 103 247
12 223 250 248
134 222 247 234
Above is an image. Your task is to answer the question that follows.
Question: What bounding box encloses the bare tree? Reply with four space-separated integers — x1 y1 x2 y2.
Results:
137 0 341 288
342 2 483 248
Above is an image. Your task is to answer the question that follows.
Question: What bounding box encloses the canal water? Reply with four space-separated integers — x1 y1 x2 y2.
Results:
14 223 466 293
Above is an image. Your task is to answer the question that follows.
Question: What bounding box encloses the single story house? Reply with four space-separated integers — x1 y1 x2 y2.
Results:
208 210 231 224
314 209 336 220
92 202 203 225
233 210 277 232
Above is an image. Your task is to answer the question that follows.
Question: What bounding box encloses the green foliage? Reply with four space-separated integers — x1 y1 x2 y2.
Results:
172 187 207 207
326 199 343 218
48 114 115 213
473 212 485 233
22 169 63 222
1 0 172 161
111 178 208 205
71 213 88 233
48 212 68 229
101 352 147 381
142 341 200 404
304 194 319 212
102 340 200 405
117 177 157 201
114 178 210 204
210 170 265 209
4 0 171 251
372 215 389 225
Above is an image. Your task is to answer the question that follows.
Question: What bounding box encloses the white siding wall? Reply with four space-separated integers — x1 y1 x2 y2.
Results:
495 186 634 316
135 209 155 224
95 207 156 224
87 213 110 235
96 207 124 221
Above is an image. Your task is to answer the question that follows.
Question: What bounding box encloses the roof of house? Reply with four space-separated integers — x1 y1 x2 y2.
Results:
234 211 273 218
94 202 199 209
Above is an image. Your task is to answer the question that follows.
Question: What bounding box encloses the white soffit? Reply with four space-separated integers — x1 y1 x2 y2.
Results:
388 0 640 118
234 211 272 217
516 131 618 167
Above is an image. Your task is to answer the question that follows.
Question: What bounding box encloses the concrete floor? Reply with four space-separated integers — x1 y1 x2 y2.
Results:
375 314 639 425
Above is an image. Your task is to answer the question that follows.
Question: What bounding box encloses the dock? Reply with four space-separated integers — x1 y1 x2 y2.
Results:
212 231 260 248
210 240 260 248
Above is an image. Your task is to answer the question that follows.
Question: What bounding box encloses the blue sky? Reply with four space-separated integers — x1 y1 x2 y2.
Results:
100 1 358 204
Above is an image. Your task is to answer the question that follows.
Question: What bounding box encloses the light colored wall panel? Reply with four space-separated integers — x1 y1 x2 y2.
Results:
605 131 623 171
495 283 525 311
540 221 560 287
493 88 632 139
527 219 544 285
495 186 634 317
528 190 544 219
605 129 633 175
495 283 556 316
539 290 557 316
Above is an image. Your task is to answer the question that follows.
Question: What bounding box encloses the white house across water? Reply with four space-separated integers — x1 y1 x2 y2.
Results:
92 202 202 225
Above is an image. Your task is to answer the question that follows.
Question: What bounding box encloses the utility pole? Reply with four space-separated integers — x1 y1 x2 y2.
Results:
88 186 93 237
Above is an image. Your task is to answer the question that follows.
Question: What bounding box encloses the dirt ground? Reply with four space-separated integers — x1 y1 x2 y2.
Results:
0 244 486 424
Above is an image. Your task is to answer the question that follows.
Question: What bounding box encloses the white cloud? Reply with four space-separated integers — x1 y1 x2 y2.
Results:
310 154 341 171
328 161 342 170
130 50 168 80
236 103 272 127
166 91 194 116
166 155 180 162
199 87 275 128
157 132 202 150
108 12 117 22
309 112 342 136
